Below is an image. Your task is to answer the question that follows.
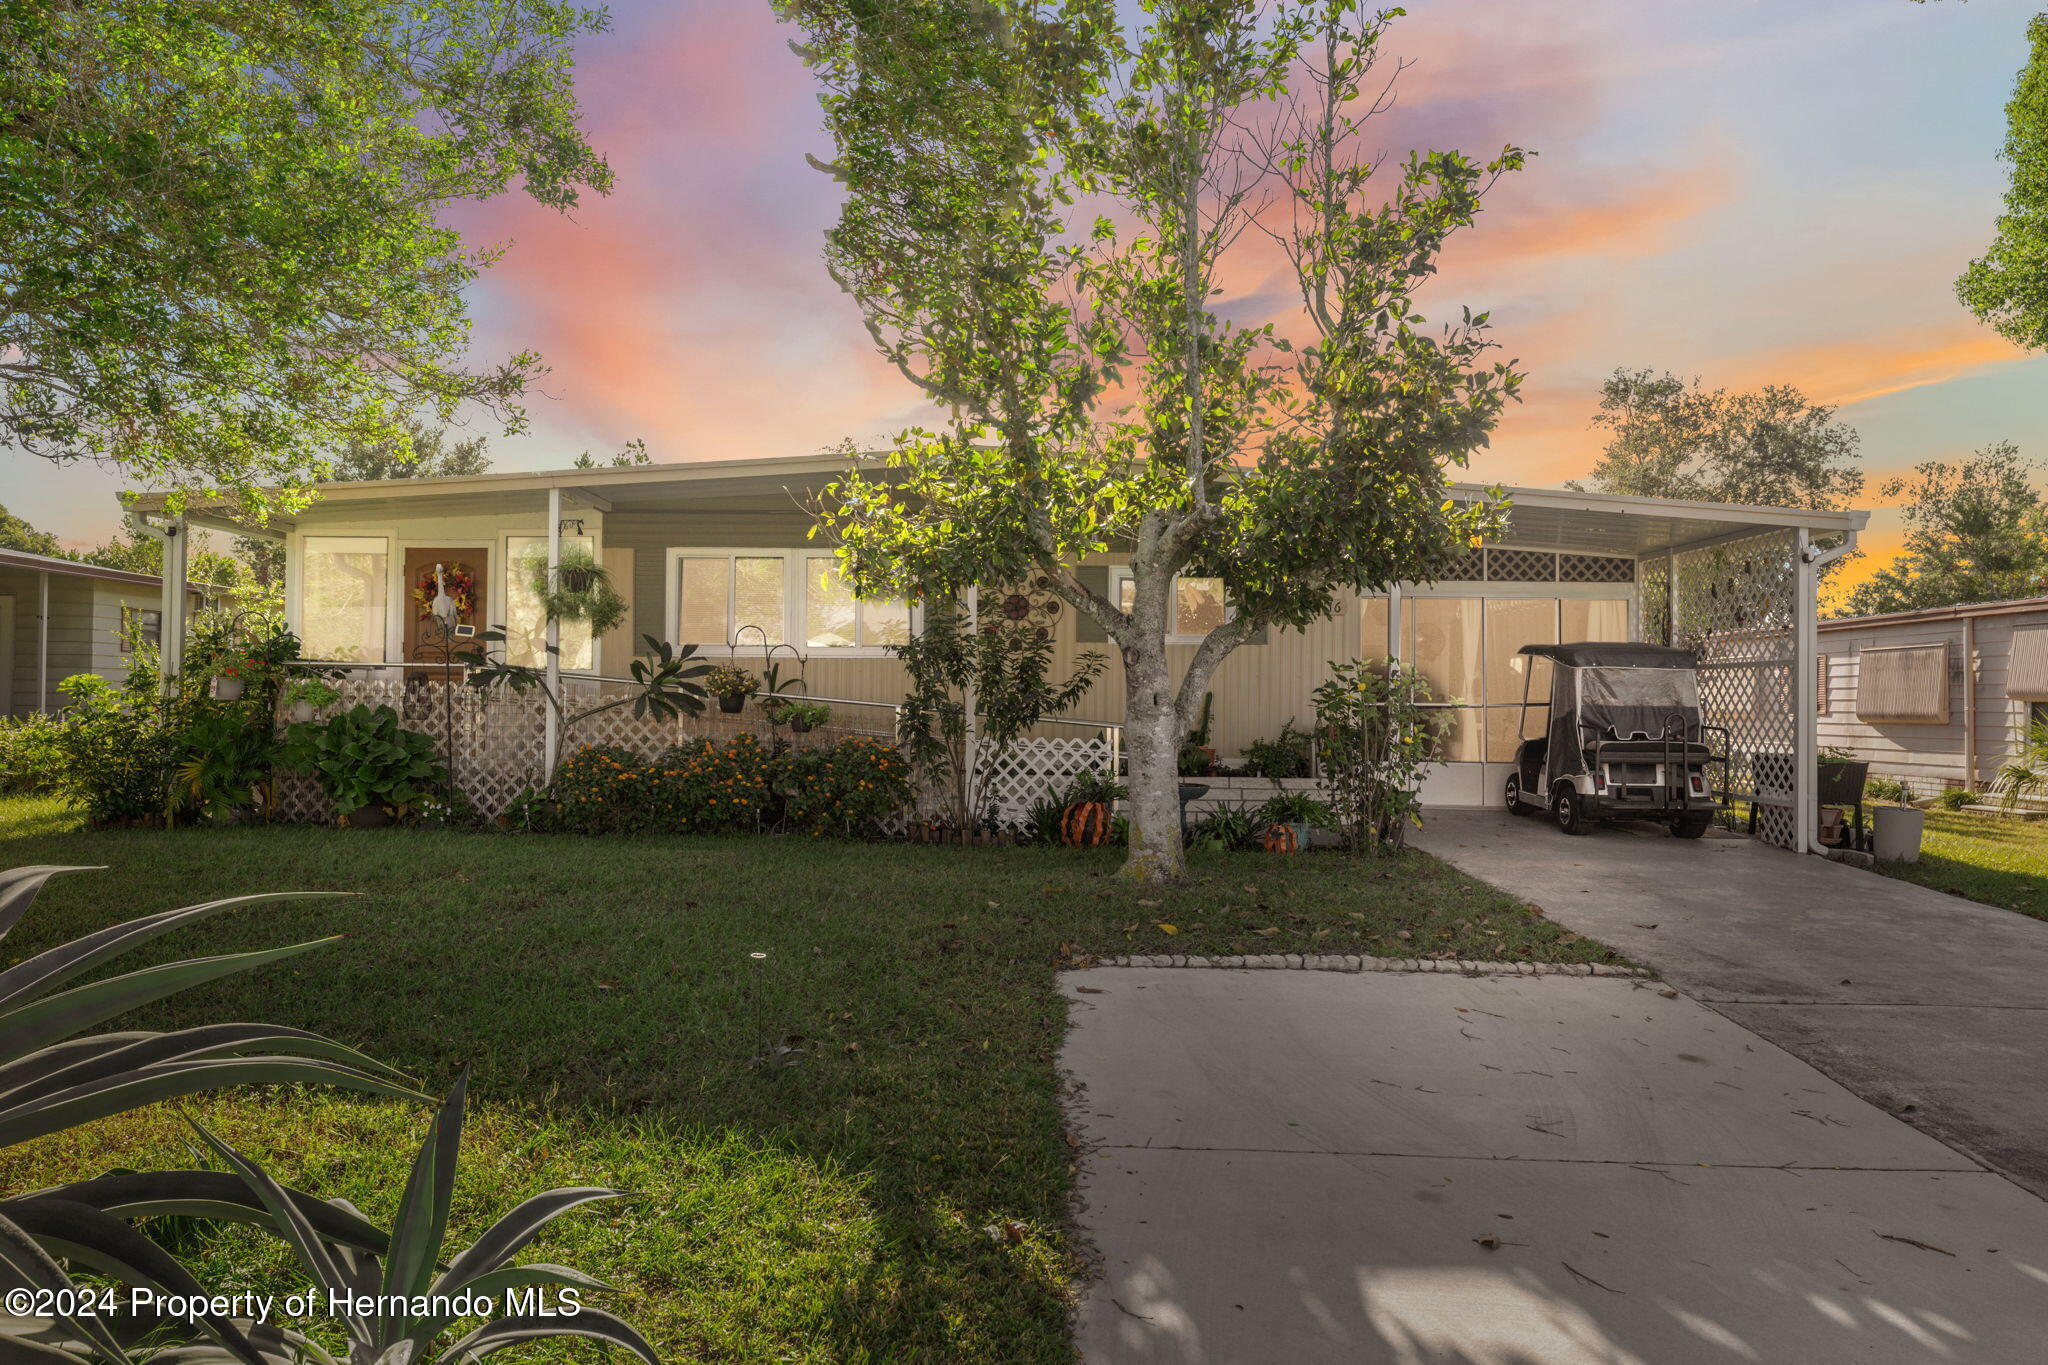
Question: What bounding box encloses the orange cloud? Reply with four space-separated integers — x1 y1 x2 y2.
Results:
1727 325 2028 410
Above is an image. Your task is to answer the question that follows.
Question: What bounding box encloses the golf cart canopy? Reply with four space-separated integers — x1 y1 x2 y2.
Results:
1518 642 1700 669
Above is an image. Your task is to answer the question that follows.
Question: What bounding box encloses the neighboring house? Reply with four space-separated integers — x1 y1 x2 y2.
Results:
0 547 220 715
128 456 1866 848
1818 595 2048 794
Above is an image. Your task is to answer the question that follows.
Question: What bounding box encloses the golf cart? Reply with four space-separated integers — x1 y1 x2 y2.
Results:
1503 642 1729 838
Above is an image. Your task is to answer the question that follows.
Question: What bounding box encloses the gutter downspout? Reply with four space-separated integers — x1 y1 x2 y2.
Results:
37 572 49 713
1798 527 1859 855
1964 614 1978 791
543 487 562 776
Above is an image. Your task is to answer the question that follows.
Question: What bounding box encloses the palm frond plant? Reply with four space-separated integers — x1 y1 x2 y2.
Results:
177 1075 660 1365
1995 719 2048 809
0 865 426 1359
462 631 711 776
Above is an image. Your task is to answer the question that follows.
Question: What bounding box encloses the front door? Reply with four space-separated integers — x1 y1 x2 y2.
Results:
402 548 487 669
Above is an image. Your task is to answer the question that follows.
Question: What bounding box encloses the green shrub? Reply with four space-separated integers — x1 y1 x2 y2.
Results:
777 736 914 837
0 712 67 792
1866 776 1908 803
1189 807 1260 852
1242 721 1312 779
49 674 181 823
1933 786 1975 812
281 703 448 817
1256 791 1333 828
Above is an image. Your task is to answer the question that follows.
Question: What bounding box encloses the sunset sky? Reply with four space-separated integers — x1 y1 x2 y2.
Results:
10 0 2048 590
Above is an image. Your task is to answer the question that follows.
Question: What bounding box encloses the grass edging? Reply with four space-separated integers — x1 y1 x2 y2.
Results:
1089 954 1653 976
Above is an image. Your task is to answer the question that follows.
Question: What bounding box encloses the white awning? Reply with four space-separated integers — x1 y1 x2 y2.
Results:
2007 626 2048 700
1857 643 1951 723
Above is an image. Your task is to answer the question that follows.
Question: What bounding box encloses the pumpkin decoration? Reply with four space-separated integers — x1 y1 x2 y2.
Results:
1260 823 1301 854
1061 801 1112 848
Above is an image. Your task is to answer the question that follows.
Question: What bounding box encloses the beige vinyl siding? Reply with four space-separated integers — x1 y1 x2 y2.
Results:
1818 608 2048 790
0 569 95 715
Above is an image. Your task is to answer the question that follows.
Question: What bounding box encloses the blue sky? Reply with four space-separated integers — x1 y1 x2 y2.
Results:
8 0 2046 583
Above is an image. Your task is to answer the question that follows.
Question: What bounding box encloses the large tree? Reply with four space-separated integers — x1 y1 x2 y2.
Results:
779 0 1520 882
1957 12 2048 349
1570 368 1864 510
330 419 494 482
0 1 609 518
0 504 62 556
1837 441 2048 616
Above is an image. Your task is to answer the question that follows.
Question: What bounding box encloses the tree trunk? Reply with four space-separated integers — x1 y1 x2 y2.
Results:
1119 636 1186 883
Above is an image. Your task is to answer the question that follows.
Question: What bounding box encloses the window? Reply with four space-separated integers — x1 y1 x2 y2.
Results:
666 550 911 652
119 607 161 653
1485 599 1559 762
301 536 388 662
1111 570 1230 640
1405 597 1483 762
1856 643 1949 723
803 556 911 649
506 536 594 670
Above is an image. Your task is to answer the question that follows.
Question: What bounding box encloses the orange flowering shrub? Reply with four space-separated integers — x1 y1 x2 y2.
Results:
535 734 906 838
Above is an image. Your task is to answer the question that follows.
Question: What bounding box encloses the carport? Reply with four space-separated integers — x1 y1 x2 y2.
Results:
1381 487 1868 852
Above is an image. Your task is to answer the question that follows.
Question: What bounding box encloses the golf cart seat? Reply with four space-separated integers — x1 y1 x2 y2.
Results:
1589 739 1714 764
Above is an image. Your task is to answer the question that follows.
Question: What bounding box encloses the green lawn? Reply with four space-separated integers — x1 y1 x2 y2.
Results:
1877 806 2048 921
0 798 1621 1363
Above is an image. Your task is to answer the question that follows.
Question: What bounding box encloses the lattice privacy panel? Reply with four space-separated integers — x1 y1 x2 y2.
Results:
1441 547 1487 582
1670 528 1800 847
976 734 1117 832
1641 558 1672 646
1485 548 1556 582
1559 553 1635 584
271 676 898 824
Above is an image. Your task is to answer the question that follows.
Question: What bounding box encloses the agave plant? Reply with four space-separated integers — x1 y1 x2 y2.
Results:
168 1075 660 1365
0 864 423 1359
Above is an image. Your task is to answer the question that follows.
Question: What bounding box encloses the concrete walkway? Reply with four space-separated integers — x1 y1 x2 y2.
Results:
1062 968 2048 1363
1413 809 2048 1199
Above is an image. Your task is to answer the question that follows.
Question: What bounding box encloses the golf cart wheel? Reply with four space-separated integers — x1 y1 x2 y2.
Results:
1504 772 1528 816
1672 814 1712 839
1551 785 1590 836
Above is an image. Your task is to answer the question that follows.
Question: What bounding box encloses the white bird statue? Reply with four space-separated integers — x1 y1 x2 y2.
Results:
428 562 458 630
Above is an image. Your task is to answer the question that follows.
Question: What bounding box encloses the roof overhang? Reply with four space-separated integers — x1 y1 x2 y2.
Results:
125 457 1868 556
0 547 223 593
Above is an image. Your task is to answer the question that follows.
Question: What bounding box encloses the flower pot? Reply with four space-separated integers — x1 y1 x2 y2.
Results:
558 566 594 594
291 700 317 724
343 803 391 829
211 676 245 701
718 694 747 715
1872 804 1925 863
788 717 813 735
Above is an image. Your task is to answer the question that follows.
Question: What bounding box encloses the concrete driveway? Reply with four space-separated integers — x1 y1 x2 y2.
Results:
1412 809 2048 1199
1062 967 2048 1364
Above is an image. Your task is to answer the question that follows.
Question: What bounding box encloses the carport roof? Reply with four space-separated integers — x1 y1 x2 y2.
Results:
127 456 1866 556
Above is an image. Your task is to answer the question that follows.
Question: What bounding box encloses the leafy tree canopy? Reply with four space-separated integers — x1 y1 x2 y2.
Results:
1837 441 2048 616
0 0 610 519
1958 13 2048 349
778 0 1521 880
0 503 62 556
330 419 493 482
1570 368 1864 510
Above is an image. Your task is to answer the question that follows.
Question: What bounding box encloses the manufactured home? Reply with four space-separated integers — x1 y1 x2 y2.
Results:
129 456 1867 849
0 547 222 715
1818 594 2048 795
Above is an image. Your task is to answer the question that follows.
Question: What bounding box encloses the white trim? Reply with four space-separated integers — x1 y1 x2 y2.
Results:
662 547 914 657
0 596 13 717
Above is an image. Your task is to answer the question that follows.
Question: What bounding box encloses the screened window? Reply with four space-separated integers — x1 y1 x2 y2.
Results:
673 554 786 647
1113 572 1230 638
119 607 161 653
1404 597 1483 762
506 536 594 670
802 556 911 649
302 537 387 662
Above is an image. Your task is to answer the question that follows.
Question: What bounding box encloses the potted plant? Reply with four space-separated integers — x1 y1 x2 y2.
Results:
281 703 448 827
206 646 255 701
706 663 759 715
282 677 342 724
766 699 832 734
1872 778 1926 863
1059 770 1127 847
1255 791 1333 854
527 546 629 636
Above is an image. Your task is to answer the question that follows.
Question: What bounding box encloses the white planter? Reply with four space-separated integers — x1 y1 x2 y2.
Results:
211 676 244 701
1873 805 1926 863
291 700 317 723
